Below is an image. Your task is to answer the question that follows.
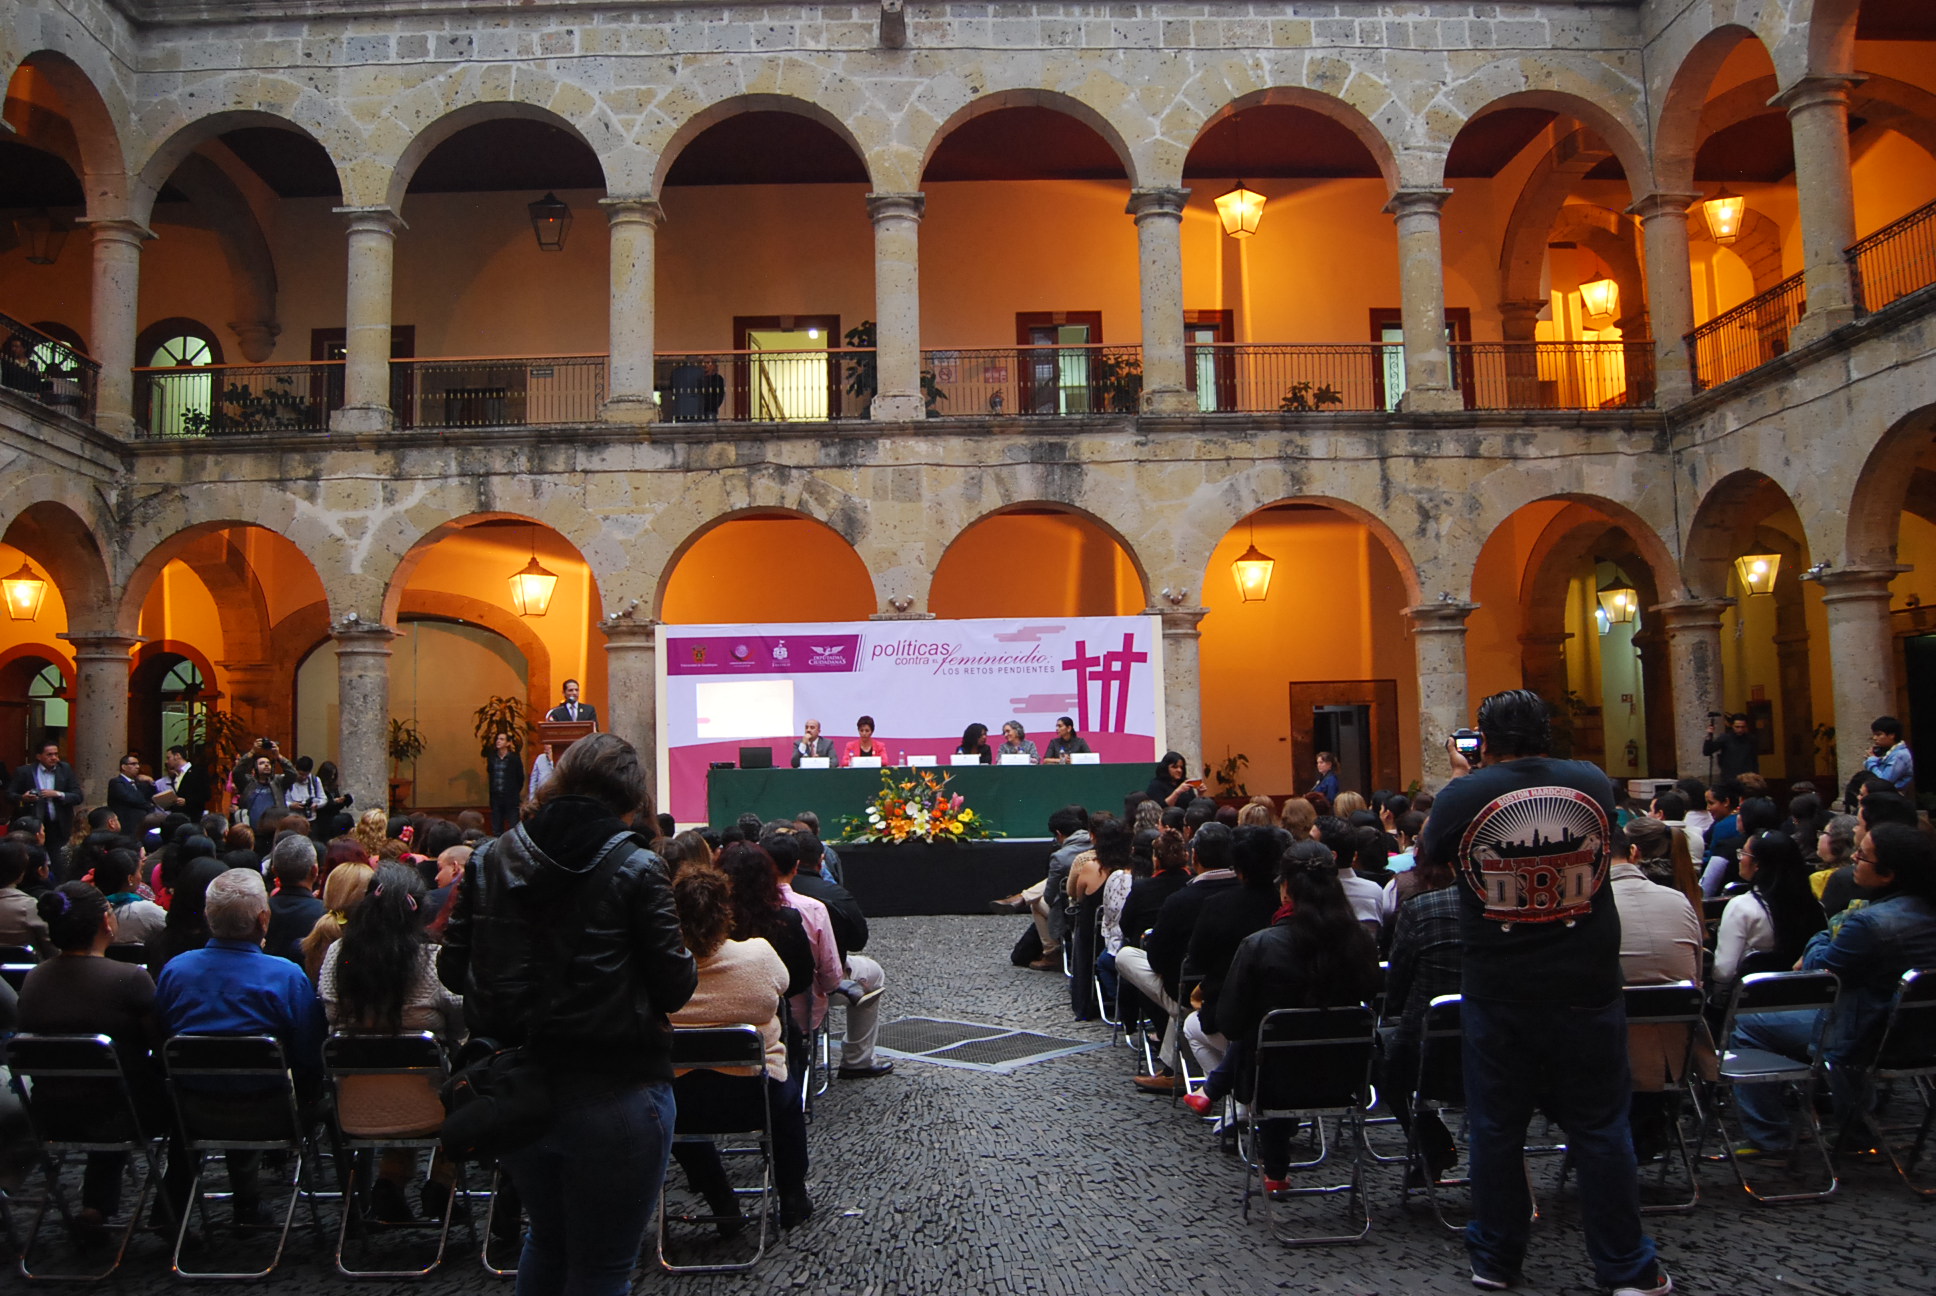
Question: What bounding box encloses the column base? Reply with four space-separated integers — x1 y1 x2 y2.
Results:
1140 387 1198 415
1400 387 1464 413
96 411 137 438
869 393 929 422
330 404 395 433
1790 307 1856 348
1652 371 1694 409
601 395 663 425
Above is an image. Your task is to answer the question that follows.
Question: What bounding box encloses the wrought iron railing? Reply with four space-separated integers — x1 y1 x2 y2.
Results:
133 361 342 437
1448 341 1656 410
1 311 99 424
393 354 605 429
1850 197 1936 316
654 348 871 422
1172 343 1385 412
1686 272 1807 392
919 344 1145 416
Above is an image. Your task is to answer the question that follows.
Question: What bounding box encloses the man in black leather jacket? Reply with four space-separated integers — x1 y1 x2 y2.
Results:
439 733 694 1294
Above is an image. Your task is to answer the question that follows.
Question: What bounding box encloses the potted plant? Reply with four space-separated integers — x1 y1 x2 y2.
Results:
472 694 529 757
841 320 947 415
187 708 254 810
387 716 427 811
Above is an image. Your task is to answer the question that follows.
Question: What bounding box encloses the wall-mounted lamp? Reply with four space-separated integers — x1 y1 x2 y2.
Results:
528 193 573 252
1734 553 1781 598
2 561 47 620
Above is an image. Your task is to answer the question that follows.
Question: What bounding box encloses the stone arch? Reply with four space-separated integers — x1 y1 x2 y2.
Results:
913 88 1142 191
1184 86 1400 192
117 518 334 640
3 50 128 211
153 153 283 362
1683 468 1813 597
1497 124 1637 297
386 101 611 215
1846 401 1936 566
1698 73 1936 171
132 109 350 225
1428 87 1649 198
1502 197 1649 332
1703 208 1788 299
398 589 554 709
1803 0 1864 80
653 507 878 621
376 512 606 631
167 530 274 665
0 494 114 631
1474 492 1683 612
1654 24 1775 194
1193 494 1424 608
646 92 876 197
927 501 1153 615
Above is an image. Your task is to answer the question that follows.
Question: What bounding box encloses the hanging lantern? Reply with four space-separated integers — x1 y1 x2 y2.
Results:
1734 553 1780 598
1703 187 1746 246
13 211 70 266
1231 513 1275 603
527 193 573 252
1215 183 1266 239
509 555 558 616
1578 277 1620 329
3 561 48 621
1596 583 1638 626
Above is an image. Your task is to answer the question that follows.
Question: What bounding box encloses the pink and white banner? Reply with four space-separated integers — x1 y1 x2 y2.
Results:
656 616 1165 822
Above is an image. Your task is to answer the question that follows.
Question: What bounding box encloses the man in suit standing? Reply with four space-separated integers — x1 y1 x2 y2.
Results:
107 753 158 833
544 678 598 729
156 744 210 818
8 740 83 843
790 719 835 767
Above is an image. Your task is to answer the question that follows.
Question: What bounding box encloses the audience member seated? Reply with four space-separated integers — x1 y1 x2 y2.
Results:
1824 794 1918 920
95 847 167 950
1712 831 1827 998
1180 826 1286 1088
1609 819 1707 1159
1810 814 1862 909
0 836 51 952
264 835 325 964
1730 823 1936 1155
1378 839 1462 1181
716 842 814 1006
1089 823 1141 1008
155 868 326 1224
787 830 890 1079
1313 816 1383 932
156 855 227 970
1192 841 1381 1194
1126 824 1231 1092
760 834 844 1052
302 859 375 982
317 862 465 1221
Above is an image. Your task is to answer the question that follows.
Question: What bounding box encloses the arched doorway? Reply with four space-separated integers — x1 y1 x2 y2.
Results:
128 646 221 775
658 512 874 624
0 655 70 768
929 507 1144 617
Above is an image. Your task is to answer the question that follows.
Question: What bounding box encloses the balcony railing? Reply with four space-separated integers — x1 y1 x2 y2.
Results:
921 344 1146 416
134 361 342 437
1175 344 1385 412
1449 341 1656 410
1851 197 1936 316
395 354 605 429
654 349 870 422
1687 272 1807 392
2 311 99 424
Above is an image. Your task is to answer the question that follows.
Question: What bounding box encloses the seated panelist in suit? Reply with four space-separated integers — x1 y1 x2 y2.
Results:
791 720 835 768
544 678 599 730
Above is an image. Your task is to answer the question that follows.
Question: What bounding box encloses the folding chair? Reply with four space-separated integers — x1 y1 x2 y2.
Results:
1831 967 1936 1197
163 1034 330 1278
1622 981 1706 1214
478 1166 519 1278
1700 970 1842 1204
1241 1005 1376 1246
7 1033 174 1280
0 963 32 995
324 1032 466 1278
1172 959 1207 1108
657 1025 775 1274
1400 994 1472 1232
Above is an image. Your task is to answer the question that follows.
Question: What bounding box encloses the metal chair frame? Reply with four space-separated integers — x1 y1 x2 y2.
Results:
7 1032 174 1281
1172 962 1207 1109
0 963 33 994
1698 969 1843 1205
1398 994 1473 1232
1830 967 1936 1197
1620 981 1707 1214
323 1031 468 1279
657 1025 775 1275
478 1166 518 1278
1240 1005 1376 1246
162 1033 330 1279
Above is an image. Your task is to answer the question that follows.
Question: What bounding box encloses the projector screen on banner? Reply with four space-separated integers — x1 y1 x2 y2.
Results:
656 616 1165 823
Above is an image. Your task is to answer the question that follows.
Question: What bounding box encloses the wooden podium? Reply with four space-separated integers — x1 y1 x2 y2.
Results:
534 720 596 754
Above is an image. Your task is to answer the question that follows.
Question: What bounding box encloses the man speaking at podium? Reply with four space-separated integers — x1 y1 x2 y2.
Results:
544 678 599 730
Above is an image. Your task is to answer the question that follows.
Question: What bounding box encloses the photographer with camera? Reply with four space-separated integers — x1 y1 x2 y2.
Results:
232 738 297 830
1702 712 1759 781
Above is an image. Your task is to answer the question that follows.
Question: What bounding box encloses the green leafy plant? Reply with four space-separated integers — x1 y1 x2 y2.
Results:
1206 750 1249 798
472 694 530 757
179 376 321 436
187 708 254 778
841 320 947 415
1090 351 1143 413
387 716 428 774
1278 381 1345 412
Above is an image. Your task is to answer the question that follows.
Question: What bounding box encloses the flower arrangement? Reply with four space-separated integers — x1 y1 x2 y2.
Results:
842 768 1000 844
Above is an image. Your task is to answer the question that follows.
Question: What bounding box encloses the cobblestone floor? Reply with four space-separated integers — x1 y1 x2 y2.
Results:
12 914 1935 1293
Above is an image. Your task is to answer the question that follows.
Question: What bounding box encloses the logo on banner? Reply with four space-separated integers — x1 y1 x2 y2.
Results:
689 645 708 664
1061 633 1149 734
809 643 849 667
771 641 790 663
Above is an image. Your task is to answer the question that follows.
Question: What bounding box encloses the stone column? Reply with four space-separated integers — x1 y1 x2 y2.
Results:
1774 75 1865 341
57 631 141 806
1385 188 1462 412
77 218 152 436
1629 192 1701 405
1653 598 1735 778
600 614 659 795
866 193 927 421
1633 624 1676 778
1407 602 1477 790
1816 566 1906 794
1127 187 1194 414
331 207 404 433
601 197 664 424
1153 605 1207 769
333 620 397 813
1498 299 1545 408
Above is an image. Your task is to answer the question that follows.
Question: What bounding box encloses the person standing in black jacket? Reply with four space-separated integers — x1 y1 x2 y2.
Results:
439 733 696 1296
1179 825 1287 1089
484 731 524 835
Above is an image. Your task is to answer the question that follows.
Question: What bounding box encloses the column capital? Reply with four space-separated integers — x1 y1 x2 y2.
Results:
598 612 660 643
865 192 926 224
77 216 154 246
1148 605 1209 636
56 631 143 657
1404 600 1479 630
334 205 407 236
1651 597 1735 629
1769 73 1867 115
1384 187 1453 219
1125 187 1190 222
600 196 665 227
1812 563 1909 602
331 618 399 647
1625 191 1702 223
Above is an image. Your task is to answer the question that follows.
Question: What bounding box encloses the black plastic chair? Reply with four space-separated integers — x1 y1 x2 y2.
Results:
1699 970 1842 1204
1830 967 1936 1196
1622 981 1707 1214
1399 994 1472 1231
7 1033 174 1281
163 1034 330 1278
1242 1004 1376 1245
657 1025 774 1274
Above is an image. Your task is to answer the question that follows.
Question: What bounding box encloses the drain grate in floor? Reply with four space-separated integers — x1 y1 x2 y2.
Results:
875 1016 1109 1073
